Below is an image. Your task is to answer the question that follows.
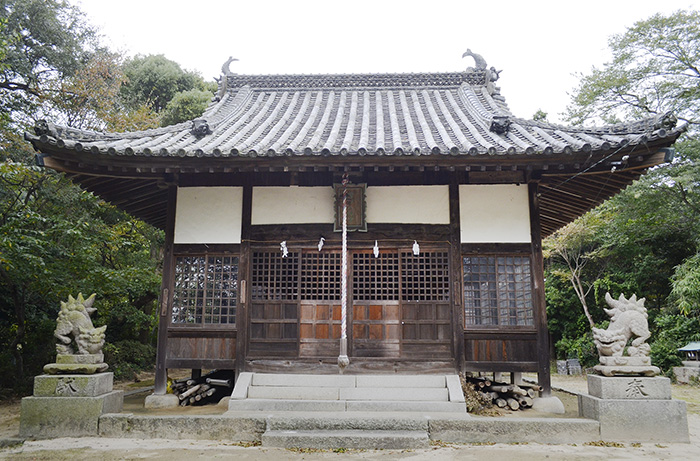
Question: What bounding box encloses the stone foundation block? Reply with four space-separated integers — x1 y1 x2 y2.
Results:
144 393 179 409
33 372 114 397
20 390 123 438
586 374 672 400
578 393 688 442
674 366 700 384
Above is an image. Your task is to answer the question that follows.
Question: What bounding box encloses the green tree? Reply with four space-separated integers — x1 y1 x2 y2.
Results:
52 50 160 132
544 212 608 328
120 54 207 113
0 1 167 392
550 9 700 371
566 9 700 128
160 88 214 126
0 0 98 127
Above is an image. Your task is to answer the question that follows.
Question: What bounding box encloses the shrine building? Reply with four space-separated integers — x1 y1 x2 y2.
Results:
25 54 684 396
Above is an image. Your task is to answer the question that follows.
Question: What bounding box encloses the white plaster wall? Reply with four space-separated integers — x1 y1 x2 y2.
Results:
252 186 334 224
174 187 243 244
366 185 449 224
459 184 531 243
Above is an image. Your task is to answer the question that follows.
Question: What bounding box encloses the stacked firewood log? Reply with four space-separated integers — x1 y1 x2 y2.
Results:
170 370 234 406
464 376 541 411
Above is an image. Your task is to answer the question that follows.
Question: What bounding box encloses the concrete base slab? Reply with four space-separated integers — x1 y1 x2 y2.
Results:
99 413 265 441
531 396 565 414
429 416 600 444
144 393 179 409
262 429 430 449
578 393 689 442
20 390 123 438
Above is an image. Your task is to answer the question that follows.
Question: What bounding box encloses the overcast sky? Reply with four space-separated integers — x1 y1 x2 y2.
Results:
73 0 698 123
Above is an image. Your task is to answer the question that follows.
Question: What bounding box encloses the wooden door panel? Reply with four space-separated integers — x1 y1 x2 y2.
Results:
248 301 298 357
352 303 400 358
299 303 341 357
401 302 452 359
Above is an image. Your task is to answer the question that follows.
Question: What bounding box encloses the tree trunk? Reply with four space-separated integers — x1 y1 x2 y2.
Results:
9 286 26 388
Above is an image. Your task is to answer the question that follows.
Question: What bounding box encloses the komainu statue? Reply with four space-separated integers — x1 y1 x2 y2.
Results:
592 292 660 377
55 293 105 355
44 293 108 374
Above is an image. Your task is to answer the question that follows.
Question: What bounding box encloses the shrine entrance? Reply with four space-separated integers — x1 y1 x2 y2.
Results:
247 246 453 364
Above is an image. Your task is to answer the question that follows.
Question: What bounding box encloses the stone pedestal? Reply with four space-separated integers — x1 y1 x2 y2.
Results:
578 374 688 442
43 353 108 374
673 361 700 384
20 372 123 438
593 356 660 377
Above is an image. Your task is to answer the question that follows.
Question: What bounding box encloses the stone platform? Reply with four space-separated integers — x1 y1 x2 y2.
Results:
578 374 688 443
99 411 601 448
20 372 123 439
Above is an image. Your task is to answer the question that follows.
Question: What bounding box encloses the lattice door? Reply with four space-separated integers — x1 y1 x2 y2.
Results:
400 250 453 359
299 251 342 357
249 251 299 357
351 251 401 358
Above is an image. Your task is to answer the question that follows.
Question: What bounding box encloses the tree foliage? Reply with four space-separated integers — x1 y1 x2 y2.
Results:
0 1 174 393
161 88 214 126
0 0 98 125
120 54 211 117
566 9 700 129
549 9 700 373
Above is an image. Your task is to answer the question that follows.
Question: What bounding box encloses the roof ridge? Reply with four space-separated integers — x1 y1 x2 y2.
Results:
224 71 488 89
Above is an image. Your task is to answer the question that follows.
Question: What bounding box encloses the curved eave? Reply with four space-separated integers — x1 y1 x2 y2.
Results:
31 136 679 235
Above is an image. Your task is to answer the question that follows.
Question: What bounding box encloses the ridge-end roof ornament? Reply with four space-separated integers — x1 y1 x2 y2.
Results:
221 56 239 77
462 49 487 70
213 56 239 102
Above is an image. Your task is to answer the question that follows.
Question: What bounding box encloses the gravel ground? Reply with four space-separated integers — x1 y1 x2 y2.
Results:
2 374 699 460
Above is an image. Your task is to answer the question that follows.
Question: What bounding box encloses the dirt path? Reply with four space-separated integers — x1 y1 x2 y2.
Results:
2 374 700 460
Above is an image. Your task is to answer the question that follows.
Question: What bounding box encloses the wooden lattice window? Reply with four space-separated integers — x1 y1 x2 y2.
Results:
172 255 238 325
463 256 533 326
251 251 299 300
401 251 450 301
352 252 400 301
300 252 342 301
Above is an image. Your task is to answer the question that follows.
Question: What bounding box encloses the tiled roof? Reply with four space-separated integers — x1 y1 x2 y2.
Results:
25 70 683 159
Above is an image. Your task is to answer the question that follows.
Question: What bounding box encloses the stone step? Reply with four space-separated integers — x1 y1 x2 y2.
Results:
228 399 346 412
229 372 465 413
251 373 355 388
247 385 448 401
265 413 429 431
228 398 466 413
249 373 446 388
262 429 430 449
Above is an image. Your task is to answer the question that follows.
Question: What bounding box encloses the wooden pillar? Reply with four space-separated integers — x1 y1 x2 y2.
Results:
449 177 465 373
529 182 551 395
235 184 253 380
154 185 177 395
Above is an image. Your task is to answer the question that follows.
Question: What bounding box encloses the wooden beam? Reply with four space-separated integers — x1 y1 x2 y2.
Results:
237 183 253 378
449 175 465 373
529 182 551 395
154 186 177 395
